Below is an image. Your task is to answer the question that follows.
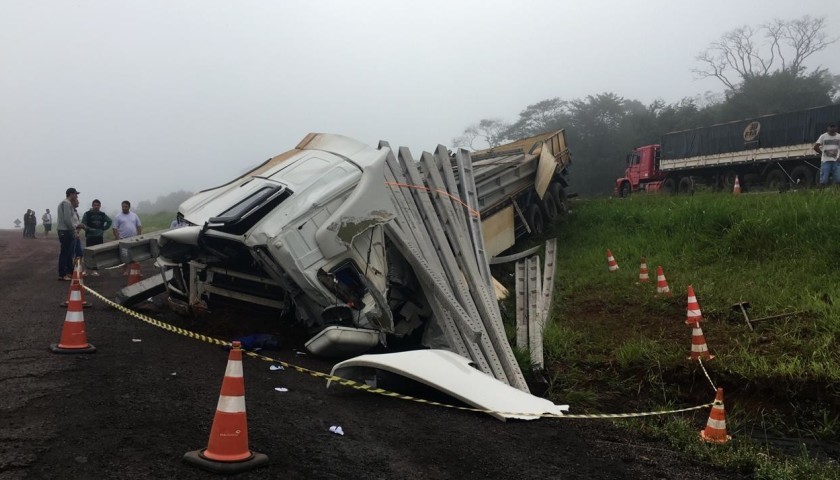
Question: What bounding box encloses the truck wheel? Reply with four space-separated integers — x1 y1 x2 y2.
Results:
549 183 569 216
662 178 676 194
618 182 631 198
526 203 545 235
721 171 739 190
539 193 559 221
677 177 695 195
765 170 788 192
790 166 814 187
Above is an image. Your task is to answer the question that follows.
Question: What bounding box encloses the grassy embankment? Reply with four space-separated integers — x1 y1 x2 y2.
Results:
505 190 840 478
136 211 178 233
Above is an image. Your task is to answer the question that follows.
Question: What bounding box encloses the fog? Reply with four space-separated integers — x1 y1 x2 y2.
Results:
2 0 838 225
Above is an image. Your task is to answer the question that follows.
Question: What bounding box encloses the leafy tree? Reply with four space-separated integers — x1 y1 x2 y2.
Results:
719 69 836 119
502 98 568 141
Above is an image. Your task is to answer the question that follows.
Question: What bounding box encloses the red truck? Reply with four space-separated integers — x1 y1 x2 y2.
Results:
615 104 840 196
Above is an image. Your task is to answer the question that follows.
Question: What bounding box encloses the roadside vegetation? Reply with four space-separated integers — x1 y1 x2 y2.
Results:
505 190 840 478
137 211 178 233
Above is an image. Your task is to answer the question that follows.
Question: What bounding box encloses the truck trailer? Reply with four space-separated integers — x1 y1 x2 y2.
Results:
614 104 840 196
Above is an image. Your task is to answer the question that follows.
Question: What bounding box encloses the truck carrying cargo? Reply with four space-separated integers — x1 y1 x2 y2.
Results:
614 103 840 196
84 131 573 391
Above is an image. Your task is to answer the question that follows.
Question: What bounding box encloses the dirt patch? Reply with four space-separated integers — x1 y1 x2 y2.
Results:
0 230 746 479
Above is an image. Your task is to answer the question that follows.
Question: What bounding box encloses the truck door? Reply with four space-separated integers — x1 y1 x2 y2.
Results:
627 151 641 187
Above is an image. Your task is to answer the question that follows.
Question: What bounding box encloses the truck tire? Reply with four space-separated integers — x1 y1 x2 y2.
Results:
526 203 545 235
539 193 559 221
765 170 788 191
790 165 815 187
618 182 631 198
677 177 695 195
721 171 739 191
549 183 569 216
662 178 676 194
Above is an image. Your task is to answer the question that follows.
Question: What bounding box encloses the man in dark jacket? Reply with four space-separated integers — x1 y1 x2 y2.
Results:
81 199 113 247
80 199 112 277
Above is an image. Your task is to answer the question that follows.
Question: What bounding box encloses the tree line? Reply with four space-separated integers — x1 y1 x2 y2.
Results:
453 16 840 196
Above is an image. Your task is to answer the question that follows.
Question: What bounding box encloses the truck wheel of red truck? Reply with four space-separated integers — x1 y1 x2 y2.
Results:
618 182 631 198
790 166 814 187
678 177 695 195
765 170 788 191
662 178 676 194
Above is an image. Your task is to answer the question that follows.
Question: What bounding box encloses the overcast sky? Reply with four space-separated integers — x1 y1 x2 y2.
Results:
2 0 838 226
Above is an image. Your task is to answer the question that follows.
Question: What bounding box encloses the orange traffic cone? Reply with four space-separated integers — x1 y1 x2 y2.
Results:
733 175 741 195
637 257 650 283
655 266 671 296
50 281 96 354
127 262 142 286
700 388 730 443
606 249 619 272
61 259 90 308
184 341 268 474
688 321 714 361
685 285 703 325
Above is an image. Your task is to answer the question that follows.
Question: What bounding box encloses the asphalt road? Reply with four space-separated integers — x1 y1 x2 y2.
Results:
0 229 744 480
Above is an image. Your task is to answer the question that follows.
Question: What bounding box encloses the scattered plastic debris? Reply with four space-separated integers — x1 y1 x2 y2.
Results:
269 365 284 371
329 426 344 436
170 372 177 376
274 387 289 392
131 338 142 343
295 351 307 356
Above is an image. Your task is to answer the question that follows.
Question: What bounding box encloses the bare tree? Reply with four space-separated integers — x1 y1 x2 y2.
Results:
452 124 479 150
694 16 837 89
452 118 509 150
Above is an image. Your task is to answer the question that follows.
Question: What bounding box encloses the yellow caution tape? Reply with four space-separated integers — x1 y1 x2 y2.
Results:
83 285 715 419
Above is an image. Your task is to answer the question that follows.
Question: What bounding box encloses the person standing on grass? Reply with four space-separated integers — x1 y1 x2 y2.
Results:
81 199 113 276
112 200 142 275
57 188 83 280
42 209 52 237
814 122 840 187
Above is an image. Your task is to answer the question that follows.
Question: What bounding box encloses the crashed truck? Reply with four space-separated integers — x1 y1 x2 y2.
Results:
85 131 571 396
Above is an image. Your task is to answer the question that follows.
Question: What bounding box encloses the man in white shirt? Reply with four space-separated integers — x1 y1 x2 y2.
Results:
814 123 840 187
112 200 142 275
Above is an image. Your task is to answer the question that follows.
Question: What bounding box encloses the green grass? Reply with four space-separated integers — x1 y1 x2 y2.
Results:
137 211 178 233
502 190 840 477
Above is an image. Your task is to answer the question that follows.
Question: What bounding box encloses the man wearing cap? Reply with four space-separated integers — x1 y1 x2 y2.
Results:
57 188 83 280
814 123 840 187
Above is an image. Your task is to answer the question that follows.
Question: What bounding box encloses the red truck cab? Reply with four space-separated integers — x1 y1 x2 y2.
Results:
614 144 666 197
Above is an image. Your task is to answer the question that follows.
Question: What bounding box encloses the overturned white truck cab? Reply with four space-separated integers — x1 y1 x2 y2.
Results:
86 132 572 393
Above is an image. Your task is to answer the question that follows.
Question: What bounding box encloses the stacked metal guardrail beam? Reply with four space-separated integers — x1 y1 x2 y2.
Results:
381 142 529 392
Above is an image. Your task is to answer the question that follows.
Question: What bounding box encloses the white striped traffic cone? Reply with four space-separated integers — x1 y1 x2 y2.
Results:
637 257 649 283
685 285 703 325
607 249 619 272
687 321 714 361
700 388 730 443
184 341 268 474
655 266 671 296
50 281 96 354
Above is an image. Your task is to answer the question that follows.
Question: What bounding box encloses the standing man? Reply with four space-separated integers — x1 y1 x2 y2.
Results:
57 188 83 280
42 209 52 237
23 210 35 238
81 200 112 276
113 200 142 275
814 123 840 187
